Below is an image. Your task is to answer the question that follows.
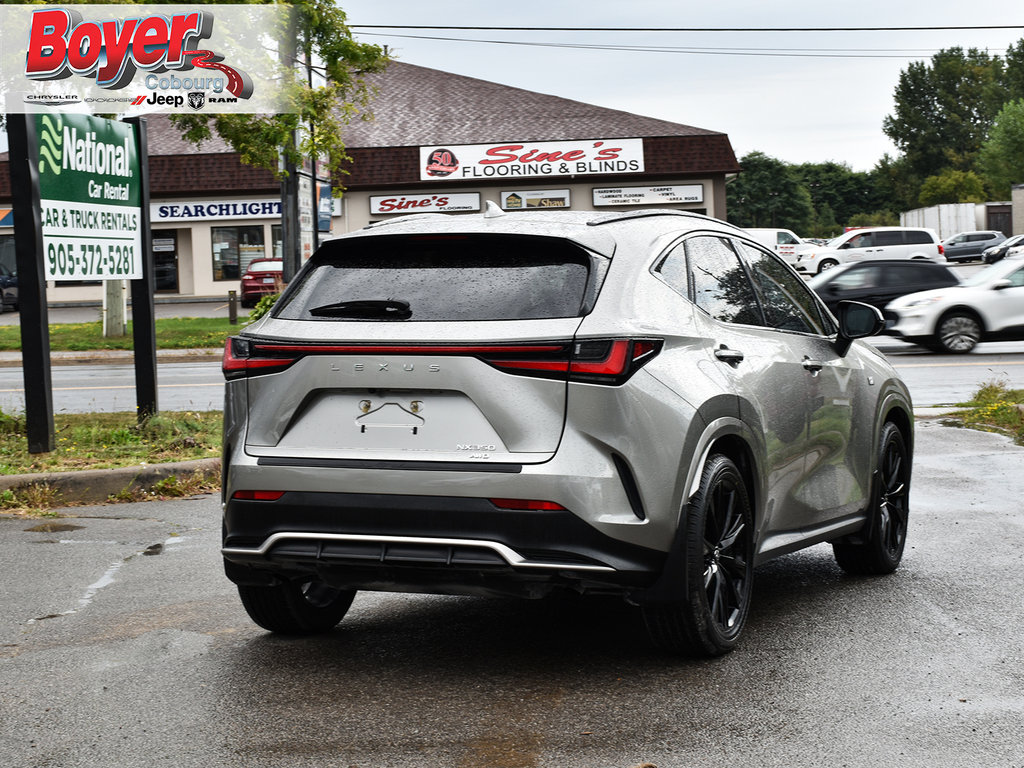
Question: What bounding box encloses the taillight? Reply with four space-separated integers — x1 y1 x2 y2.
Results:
938 244 945 256
221 337 662 386
482 338 662 385
222 337 299 380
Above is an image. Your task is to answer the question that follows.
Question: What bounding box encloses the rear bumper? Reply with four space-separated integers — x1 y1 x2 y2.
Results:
222 491 666 598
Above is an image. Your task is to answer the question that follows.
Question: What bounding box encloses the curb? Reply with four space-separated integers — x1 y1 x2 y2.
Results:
0 457 221 505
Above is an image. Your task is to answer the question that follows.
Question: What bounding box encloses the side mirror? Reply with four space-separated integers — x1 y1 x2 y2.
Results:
992 279 1013 291
834 300 884 356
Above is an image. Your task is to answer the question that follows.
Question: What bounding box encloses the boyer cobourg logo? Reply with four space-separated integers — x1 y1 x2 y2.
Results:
23 7 254 104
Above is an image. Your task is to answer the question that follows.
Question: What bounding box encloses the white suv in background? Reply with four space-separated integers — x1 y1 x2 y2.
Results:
744 228 817 266
793 227 945 275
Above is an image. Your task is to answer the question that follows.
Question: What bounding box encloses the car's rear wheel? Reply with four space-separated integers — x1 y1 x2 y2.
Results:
935 311 982 353
833 422 909 575
237 579 356 634
642 454 754 656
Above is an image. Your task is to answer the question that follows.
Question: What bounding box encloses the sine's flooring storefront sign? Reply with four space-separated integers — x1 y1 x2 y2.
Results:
37 113 141 281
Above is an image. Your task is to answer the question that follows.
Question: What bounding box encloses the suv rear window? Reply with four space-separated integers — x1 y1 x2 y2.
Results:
274 234 600 322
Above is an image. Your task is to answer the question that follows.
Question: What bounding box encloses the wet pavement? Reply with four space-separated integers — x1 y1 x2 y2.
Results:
0 420 1022 768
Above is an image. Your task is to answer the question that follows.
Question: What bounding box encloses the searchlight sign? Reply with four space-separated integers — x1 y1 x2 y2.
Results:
0 4 293 114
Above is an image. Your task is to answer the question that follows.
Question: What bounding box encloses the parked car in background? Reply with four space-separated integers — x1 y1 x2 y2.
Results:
808 259 959 325
240 258 283 307
982 233 1024 264
941 231 1005 263
0 263 17 313
744 228 817 265
220 207 914 658
886 257 1024 353
792 227 944 275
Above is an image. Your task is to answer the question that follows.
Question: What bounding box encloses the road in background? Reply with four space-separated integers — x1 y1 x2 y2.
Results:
0 299 235 326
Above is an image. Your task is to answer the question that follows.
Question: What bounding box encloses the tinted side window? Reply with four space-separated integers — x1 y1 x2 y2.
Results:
833 264 883 289
652 241 689 298
884 263 954 287
275 234 596 322
738 242 831 335
685 236 762 325
874 231 904 246
905 230 935 245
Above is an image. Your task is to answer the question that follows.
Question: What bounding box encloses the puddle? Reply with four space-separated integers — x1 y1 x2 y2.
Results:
24 523 84 533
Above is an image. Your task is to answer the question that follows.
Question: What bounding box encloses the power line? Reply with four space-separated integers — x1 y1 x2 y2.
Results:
350 24 1024 33
356 32 974 59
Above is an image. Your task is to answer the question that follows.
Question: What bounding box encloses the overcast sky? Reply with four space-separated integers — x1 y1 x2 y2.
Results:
336 0 1024 172
2 2 1022 170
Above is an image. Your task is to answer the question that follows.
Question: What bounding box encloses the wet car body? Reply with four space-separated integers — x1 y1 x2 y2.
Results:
220 208 914 656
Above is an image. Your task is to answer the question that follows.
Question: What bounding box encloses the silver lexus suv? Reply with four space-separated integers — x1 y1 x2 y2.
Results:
221 208 913 656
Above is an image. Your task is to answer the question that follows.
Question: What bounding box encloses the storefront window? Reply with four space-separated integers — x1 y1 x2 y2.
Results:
212 225 265 280
272 224 283 260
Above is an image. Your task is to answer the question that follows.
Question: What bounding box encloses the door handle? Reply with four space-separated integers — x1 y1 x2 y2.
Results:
714 346 744 365
802 357 823 373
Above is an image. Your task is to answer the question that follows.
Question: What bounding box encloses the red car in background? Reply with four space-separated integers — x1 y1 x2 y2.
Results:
240 259 283 307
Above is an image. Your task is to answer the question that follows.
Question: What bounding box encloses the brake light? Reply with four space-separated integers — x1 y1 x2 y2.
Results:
938 244 945 255
222 337 300 380
483 338 662 385
221 337 662 385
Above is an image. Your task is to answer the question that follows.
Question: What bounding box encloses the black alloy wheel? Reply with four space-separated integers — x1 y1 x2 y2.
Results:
833 422 910 575
643 454 754 656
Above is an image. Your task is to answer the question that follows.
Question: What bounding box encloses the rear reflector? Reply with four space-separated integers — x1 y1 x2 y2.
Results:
489 498 567 511
231 490 286 501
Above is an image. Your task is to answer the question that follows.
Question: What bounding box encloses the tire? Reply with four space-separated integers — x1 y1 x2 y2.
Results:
935 311 982 354
643 454 754 656
237 578 355 634
817 259 839 274
833 422 909 575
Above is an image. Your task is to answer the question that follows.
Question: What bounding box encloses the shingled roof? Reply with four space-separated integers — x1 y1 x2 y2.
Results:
341 61 725 148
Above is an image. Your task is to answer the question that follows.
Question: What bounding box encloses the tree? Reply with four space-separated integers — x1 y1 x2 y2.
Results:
726 152 814 232
169 0 389 186
791 161 877 229
883 48 1005 180
871 153 921 214
978 99 1024 197
917 169 987 206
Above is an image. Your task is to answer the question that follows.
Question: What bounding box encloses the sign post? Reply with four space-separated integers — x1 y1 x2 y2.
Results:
125 116 157 420
6 113 54 453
